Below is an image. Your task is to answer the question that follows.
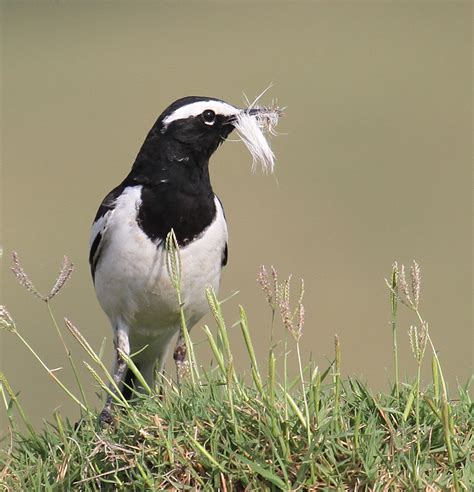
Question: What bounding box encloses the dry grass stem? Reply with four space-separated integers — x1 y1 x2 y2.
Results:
242 85 283 136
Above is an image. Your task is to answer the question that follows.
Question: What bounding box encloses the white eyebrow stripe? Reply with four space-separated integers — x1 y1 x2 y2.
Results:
162 100 237 126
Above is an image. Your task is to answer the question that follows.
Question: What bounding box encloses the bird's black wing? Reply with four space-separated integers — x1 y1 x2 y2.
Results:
222 242 228 267
215 194 228 267
89 185 125 281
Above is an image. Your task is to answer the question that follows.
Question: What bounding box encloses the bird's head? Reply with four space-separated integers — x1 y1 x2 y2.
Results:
158 97 239 155
153 96 282 173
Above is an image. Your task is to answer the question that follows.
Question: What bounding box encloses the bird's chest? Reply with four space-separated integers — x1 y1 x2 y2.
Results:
94 188 227 332
137 182 217 246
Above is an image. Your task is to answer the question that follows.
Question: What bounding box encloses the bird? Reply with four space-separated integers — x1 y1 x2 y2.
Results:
89 95 280 425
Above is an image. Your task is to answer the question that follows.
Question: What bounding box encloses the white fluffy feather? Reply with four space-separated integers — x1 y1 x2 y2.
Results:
233 107 281 173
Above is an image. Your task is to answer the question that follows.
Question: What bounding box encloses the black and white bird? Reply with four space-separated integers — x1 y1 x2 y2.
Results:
89 95 281 424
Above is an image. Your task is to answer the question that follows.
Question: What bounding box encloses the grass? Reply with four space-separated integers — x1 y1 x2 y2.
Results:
0 249 472 490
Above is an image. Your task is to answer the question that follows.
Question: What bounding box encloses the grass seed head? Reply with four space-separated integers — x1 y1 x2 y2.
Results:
398 264 411 304
276 273 305 342
11 251 43 300
297 301 305 337
176 359 191 382
46 256 74 301
0 305 16 333
387 260 423 311
410 260 421 309
391 261 399 292
11 252 74 302
409 323 428 362
257 265 274 309
271 266 279 302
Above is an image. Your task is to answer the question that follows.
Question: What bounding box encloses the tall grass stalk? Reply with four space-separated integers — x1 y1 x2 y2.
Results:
9 325 88 413
432 354 440 403
0 372 35 437
165 230 199 384
5 253 91 413
408 323 427 457
333 334 342 432
387 260 460 491
64 318 130 407
239 306 264 396
390 262 399 398
45 302 89 410
206 288 242 394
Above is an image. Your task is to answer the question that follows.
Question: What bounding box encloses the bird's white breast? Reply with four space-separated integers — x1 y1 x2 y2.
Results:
93 186 227 349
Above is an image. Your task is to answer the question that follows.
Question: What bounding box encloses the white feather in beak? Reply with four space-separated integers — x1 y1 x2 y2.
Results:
232 102 283 174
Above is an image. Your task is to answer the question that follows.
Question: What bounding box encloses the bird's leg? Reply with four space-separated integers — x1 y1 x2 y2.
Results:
173 330 188 385
99 324 130 427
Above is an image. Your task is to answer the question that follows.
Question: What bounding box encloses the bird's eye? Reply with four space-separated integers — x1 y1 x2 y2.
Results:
202 109 216 125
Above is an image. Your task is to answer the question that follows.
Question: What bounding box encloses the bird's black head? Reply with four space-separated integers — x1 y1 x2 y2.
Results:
129 95 279 186
156 96 240 157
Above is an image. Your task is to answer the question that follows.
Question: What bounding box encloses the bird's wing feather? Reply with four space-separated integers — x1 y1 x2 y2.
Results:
89 185 125 280
215 194 228 267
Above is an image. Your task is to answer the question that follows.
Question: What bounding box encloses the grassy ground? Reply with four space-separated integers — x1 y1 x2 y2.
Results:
0 251 472 490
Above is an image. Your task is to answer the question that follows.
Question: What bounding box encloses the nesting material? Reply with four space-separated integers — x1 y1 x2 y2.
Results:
233 102 283 173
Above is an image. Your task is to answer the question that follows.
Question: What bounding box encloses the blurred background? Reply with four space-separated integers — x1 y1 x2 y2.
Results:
1 1 472 429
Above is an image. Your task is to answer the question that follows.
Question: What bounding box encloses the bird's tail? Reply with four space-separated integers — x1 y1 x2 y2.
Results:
121 367 137 400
